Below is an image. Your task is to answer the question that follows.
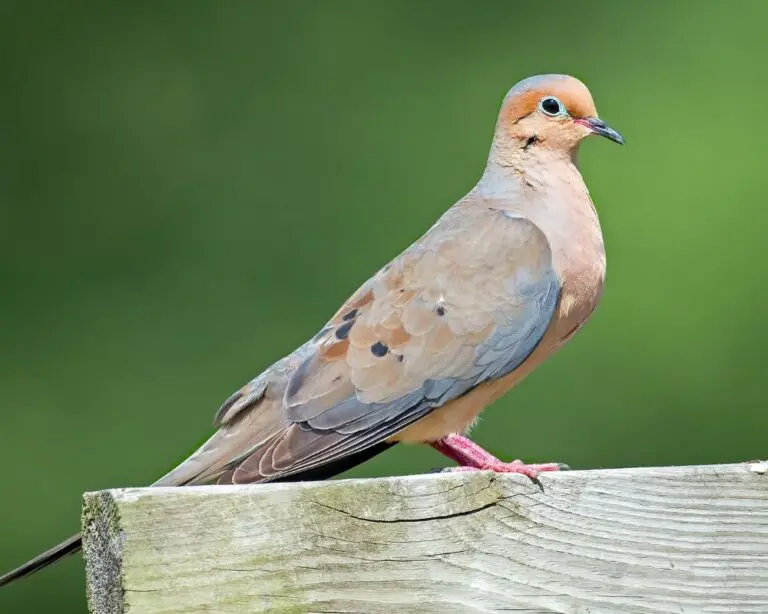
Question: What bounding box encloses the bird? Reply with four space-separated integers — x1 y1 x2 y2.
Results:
0 73 623 587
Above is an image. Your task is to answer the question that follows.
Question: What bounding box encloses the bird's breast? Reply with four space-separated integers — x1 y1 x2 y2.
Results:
555 251 604 332
549 203 606 344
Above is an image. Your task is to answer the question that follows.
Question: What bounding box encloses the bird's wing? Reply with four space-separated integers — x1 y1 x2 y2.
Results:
162 208 560 486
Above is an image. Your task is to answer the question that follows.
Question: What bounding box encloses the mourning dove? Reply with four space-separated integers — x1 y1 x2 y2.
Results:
0 73 623 586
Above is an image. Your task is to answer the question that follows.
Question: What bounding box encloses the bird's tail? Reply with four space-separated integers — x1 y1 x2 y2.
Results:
0 534 82 588
0 428 241 588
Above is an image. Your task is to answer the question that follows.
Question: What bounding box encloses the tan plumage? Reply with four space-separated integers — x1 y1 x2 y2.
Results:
0 73 623 587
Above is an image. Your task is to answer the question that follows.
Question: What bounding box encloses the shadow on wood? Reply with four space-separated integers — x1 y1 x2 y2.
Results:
82 462 768 613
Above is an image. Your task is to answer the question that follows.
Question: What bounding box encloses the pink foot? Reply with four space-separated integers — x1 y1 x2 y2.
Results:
430 434 567 480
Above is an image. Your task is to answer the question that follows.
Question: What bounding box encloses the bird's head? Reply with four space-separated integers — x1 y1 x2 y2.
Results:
492 74 624 162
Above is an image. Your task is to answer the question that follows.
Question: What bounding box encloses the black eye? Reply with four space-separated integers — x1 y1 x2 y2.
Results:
540 97 563 116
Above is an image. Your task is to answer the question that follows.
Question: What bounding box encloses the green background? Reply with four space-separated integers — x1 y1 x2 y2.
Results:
1 2 766 612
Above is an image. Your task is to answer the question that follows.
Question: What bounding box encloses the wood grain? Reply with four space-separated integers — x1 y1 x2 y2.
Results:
82 462 768 613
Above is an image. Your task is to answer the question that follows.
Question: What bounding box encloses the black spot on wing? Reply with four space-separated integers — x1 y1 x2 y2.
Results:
371 341 389 357
336 320 354 340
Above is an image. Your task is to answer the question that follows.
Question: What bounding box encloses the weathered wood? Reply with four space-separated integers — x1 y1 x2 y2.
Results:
82 461 768 614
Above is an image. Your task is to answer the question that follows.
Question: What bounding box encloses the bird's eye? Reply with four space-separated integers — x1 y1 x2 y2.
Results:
539 96 565 116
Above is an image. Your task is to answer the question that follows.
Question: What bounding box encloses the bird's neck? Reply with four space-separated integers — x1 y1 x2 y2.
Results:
476 147 582 198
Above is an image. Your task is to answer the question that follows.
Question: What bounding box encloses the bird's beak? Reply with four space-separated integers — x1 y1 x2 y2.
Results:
575 117 625 145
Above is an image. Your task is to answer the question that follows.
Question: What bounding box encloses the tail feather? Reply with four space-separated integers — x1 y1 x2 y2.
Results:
0 429 249 588
0 534 82 588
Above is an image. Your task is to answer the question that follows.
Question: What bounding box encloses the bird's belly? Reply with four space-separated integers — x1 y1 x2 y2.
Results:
390 342 549 443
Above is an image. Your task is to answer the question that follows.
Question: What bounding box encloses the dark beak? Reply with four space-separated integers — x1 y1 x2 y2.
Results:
576 117 625 145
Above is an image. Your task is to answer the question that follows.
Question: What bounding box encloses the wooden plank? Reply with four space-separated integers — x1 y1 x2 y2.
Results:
82 461 768 614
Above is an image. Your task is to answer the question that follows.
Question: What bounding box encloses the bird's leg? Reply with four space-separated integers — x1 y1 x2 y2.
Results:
430 434 566 479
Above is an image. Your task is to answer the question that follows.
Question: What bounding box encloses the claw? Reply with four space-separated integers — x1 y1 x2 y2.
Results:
441 460 563 479
430 434 568 483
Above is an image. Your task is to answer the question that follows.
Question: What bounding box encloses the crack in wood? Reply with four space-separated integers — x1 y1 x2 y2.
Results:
309 497 502 523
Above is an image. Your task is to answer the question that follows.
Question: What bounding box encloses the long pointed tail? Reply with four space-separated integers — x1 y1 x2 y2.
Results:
0 431 222 588
0 534 82 587
0 431 234 588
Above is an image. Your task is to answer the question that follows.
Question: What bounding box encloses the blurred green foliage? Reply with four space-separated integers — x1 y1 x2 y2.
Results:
1 2 766 611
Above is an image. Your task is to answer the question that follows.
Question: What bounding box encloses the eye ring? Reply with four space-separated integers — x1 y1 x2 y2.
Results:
539 96 566 117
